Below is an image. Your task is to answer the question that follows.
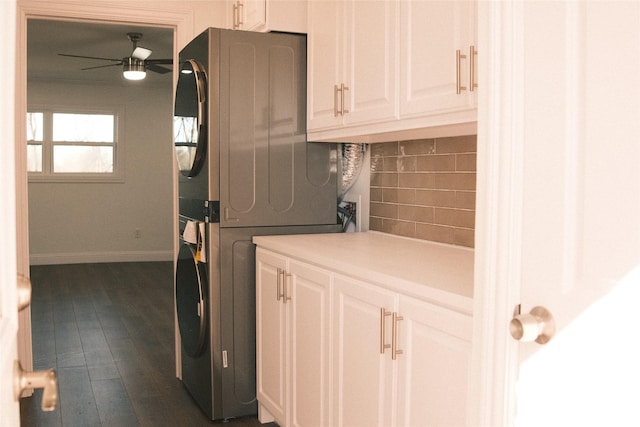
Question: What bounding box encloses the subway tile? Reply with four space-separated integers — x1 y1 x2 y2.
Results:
455 191 476 209
398 172 436 189
398 205 435 223
374 219 416 238
383 188 417 204
415 223 455 245
371 141 399 157
454 228 475 247
370 187 383 202
370 172 398 188
400 138 435 155
434 208 476 228
415 189 457 207
435 135 477 154
369 216 385 231
416 154 456 172
456 153 477 171
370 202 398 219
381 156 399 172
392 188 417 204
396 155 416 172
382 188 399 203
434 172 476 190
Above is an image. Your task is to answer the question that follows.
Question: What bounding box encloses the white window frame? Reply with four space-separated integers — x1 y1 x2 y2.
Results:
27 104 125 183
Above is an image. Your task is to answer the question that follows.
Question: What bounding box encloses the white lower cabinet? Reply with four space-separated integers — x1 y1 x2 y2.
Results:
395 295 471 427
256 246 472 427
332 275 397 427
256 248 331 427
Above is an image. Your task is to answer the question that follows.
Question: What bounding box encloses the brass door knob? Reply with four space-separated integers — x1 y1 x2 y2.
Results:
14 361 58 411
510 306 555 344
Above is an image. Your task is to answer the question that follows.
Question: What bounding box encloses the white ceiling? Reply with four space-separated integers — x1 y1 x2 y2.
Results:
27 19 174 84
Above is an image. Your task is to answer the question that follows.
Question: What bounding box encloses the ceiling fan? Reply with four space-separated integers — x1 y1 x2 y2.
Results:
58 32 172 80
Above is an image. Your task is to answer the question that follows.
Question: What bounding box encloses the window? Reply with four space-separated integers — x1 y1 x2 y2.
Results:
27 107 123 181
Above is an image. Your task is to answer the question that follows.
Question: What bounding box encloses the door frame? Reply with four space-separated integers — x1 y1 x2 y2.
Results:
470 1 522 425
15 0 194 379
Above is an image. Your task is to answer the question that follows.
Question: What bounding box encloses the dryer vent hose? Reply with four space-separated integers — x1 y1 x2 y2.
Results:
339 143 367 202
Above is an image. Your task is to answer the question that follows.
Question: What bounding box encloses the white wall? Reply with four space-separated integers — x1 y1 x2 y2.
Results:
27 78 174 264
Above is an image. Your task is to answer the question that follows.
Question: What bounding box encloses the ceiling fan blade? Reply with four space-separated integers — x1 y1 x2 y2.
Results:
146 63 172 74
132 46 152 60
81 62 123 71
58 53 122 62
147 59 173 65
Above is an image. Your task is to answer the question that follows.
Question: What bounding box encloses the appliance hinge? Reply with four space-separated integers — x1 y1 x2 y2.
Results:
222 350 228 368
204 200 220 223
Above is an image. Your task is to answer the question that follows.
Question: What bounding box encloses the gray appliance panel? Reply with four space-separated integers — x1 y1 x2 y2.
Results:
178 28 337 227
218 30 337 227
215 224 341 418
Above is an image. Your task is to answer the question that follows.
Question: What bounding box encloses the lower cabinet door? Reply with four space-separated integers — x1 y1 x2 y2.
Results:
256 248 288 424
289 260 332 427
395 295 472 427
332 274 397 427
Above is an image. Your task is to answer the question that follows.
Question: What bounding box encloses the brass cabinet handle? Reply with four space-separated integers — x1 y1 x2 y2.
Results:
276 268 283 301
237 1 244 28
14 361 58 412
391 312 404 360
379 308 392 354
341 83 349 114
334 83 350 116
232 2 238 29
232 1 243 29
283 272 292 303
456 49 467 94
470 45 478 91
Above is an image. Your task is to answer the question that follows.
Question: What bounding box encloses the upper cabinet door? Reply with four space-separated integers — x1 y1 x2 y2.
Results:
307 0 397 134
343 0 398 126
307 0 343 131
227 0 306 33
399 0 477 117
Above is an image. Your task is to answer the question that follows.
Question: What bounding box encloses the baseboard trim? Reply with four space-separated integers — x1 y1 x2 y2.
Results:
29 250 174 266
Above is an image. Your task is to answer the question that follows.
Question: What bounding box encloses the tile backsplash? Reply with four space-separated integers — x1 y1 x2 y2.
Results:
369 135 476 247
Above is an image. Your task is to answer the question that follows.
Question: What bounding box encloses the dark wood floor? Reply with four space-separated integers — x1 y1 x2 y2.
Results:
20 262 271 427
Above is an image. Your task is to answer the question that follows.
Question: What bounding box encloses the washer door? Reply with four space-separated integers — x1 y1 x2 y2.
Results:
175 242 207 357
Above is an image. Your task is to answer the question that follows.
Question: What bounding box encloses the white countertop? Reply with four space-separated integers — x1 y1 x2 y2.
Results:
253 231 474 313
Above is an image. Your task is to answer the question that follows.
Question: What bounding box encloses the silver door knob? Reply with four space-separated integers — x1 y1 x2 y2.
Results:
14 361 58 411
510 306 555 344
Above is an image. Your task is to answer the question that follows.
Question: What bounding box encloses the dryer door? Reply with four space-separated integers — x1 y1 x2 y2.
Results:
176 242 208 356
174 59 208 177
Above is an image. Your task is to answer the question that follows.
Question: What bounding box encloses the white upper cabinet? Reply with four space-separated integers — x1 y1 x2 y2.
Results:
307 0 478 143
399 0 477 118
307 0 397 132
226 0 306 33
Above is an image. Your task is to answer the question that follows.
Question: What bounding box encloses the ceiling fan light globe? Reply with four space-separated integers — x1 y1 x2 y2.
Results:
123 57 146 80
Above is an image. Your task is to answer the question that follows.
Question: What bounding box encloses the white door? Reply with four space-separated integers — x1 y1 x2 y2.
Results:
0 0 19 422
474 1 640 426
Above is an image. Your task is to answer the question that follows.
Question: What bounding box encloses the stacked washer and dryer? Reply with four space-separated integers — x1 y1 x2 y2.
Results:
173 28 340 421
